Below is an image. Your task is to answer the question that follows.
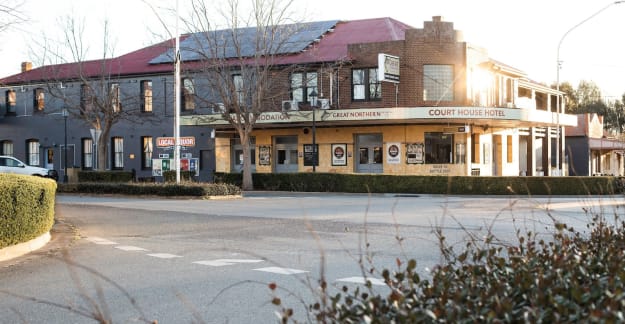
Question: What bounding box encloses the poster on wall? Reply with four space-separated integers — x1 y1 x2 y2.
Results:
259 145 271 165
331 143 347 166
152 159 163 176
406 143 424 164
386 142 401 164
303 144 319 167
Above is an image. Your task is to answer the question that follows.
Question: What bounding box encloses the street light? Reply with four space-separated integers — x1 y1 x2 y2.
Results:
309 89 318 172
556 1 624 176
62 108 68 183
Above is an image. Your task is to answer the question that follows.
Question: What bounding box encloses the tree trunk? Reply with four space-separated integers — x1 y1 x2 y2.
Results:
241 132 254 191
96 128 110 171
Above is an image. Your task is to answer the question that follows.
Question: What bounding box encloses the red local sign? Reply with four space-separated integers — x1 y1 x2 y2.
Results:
156 136 196 147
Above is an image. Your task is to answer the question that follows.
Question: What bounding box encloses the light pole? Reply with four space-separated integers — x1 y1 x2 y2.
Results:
62 108 68 183
556 1 624 176
309 89 318 172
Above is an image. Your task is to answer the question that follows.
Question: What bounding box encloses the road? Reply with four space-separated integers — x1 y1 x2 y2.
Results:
1 193 623 323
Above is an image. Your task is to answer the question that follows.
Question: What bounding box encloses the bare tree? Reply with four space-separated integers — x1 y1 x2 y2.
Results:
32 16 152 170
0 0 25 34
179 0 306 190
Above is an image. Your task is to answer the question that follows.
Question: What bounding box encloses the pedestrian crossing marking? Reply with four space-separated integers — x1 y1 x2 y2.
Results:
85 237 118 245
193 259 264 267
114 245 149 252
147 253 183 259
253 267 308 275
336 277 386 286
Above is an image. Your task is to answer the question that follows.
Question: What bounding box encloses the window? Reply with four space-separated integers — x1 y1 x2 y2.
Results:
140 80 152 112
424 132 453 164
5 90 16 114
182 78 195 111
141 136 153 169
423 65 454 102
233 74 245 106
352 68 381 101
471 134 481 163
112 137 124 169
507 135 513 163
26 139 40 166
110 83 121 112
82 138 93 169
34 88 45 111
290 72 317 103
80 84 93 114
1 140 13 156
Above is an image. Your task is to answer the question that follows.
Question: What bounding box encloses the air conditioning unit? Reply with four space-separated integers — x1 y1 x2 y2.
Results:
282 100 299 111
318 98 330 109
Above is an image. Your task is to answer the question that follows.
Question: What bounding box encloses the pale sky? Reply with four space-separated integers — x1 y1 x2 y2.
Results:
2 0 625 99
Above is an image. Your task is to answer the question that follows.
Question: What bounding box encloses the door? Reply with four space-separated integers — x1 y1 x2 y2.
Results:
355 134 383 173
274 136 298 173
200 149 215 182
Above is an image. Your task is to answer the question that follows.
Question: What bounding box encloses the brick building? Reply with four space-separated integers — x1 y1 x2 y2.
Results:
0 16 577 180
183 16 576 177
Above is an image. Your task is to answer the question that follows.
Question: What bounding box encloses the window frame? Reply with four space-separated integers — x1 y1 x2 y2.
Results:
141 136 153 169
110 82 121 113
290 72 318 103
82 138 93 170
140 80 153 113
1 140 14 156
5 90 16 115
112 137 124 170
424 132 454 164
33 88 45 112
26 139 40 166
423 64 454 102
351 68 381 102
182 78 195 111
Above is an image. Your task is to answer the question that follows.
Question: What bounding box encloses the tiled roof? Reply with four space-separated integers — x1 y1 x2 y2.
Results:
0 17 413 85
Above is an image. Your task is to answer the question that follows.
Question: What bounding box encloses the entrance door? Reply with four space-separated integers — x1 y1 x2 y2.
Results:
274 136 298 173
200 149 215 182
355 134 383 173
45 148 54 170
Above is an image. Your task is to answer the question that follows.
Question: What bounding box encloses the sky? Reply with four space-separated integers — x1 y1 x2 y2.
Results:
2 0 625 100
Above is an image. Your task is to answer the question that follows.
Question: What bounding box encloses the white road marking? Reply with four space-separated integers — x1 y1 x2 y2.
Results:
538 200 625 210
193 259 264 267
114 245 149 252
336 277 386 286
85 237 118 245
253 267 308 275
147 253 183 259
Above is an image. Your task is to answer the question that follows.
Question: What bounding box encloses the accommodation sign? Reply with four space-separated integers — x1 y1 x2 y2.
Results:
156 136 196 147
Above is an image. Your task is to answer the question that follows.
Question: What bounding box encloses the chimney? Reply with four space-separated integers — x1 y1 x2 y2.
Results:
21 61 33 72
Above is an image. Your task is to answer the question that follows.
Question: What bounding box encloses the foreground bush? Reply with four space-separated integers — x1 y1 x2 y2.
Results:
273 214 625 322
57 182 241 198
0 174 57 249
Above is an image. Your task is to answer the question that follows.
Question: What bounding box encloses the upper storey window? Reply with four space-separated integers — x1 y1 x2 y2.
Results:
352 68 381 101
423 65 454 102
290 72 317 103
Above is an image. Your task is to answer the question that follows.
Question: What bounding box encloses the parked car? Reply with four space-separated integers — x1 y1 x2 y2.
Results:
0 155 59 181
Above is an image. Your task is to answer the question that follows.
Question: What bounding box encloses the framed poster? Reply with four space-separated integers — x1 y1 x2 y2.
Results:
303 144 319 167
259 145 271 165
406 143 424 164
331 143 347 166
386 142 401 164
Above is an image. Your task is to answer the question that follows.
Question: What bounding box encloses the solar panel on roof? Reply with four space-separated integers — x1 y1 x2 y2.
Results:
149 20 339 65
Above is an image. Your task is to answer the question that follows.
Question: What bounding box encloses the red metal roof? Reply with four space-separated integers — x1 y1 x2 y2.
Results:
0 17 413 85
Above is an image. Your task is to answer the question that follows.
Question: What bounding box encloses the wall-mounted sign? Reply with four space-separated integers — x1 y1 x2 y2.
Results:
303 144 319 167
259 145 271 165
378 53 400 83
406 143 424 164
156 136 196 147
331 143 347 166
386 142 401 164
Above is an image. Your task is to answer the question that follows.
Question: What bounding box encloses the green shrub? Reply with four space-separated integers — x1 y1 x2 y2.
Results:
162 170 196 182
273 214 625 322
0 174 57 249
78 171 133 183
57 182 241 198
215 172 623 195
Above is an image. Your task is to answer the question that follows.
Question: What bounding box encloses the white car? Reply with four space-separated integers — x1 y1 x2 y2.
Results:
0 155 59 181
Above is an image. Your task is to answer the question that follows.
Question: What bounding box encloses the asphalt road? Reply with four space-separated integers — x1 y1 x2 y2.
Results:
1 193 623 323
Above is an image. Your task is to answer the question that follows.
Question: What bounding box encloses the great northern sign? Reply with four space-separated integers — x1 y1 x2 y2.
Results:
156 136 196 147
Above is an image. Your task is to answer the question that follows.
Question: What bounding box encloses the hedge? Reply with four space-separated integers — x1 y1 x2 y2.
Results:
57 182 241 198
0 174 57 249
78 171 133 183
215 172 624 195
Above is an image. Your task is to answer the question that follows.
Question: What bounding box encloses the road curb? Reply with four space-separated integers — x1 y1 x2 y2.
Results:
0 231 51 262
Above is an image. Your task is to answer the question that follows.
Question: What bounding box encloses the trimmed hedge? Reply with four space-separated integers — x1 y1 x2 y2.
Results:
0 174 57 249
215 172 624 195
57 182 241 198
78 171 133 183
163 170 196 182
